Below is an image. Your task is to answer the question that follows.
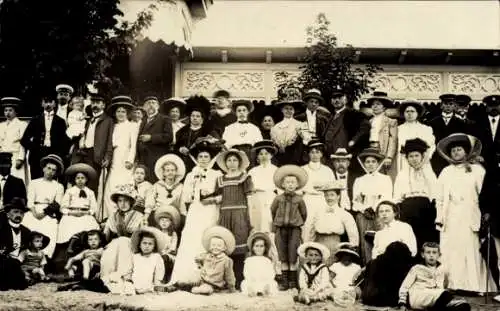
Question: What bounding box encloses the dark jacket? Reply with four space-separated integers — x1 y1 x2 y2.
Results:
78 113 114 164
295 109 330 139
270 192 307 228
2 175 26 208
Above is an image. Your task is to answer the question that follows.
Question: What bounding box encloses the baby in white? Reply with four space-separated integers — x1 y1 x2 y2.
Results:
66 98 87 139
329 243 361 307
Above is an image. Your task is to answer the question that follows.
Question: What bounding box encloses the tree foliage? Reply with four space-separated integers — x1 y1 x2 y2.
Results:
276 13 382 107
0 0 171 115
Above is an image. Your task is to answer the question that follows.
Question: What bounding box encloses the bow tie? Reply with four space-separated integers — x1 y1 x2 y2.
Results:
238 121 248 124
79 189 87 198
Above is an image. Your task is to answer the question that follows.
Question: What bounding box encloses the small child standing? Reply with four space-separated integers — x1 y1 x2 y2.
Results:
153 205 180 283
132 165 153 214
19 231 50 284
398 242 471 311
270 165 308 290
329 243 361 307
241 231 278 297
65 230 105 280
294 242 334 304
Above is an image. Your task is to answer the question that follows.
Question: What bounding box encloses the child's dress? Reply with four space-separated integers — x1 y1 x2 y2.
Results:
131 253 165 293
240 255 278 296
298 263 334 301
66 110 86 139
19 249 46 278
248 163 278 232
145 181 183 224
330 262 361 307
58 186 100 244
398 264 448 310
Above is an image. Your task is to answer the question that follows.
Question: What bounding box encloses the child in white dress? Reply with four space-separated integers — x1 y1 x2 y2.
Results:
329 243 361 308
66 98 86 140
154 205 180 283
241 232 278 297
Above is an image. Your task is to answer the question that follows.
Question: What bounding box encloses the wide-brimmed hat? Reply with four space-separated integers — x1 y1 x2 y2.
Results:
216 149 250 173
65 163 97 181
30 231 51 250
4 197 29 213
334 242 360 260
189 136 224 158
154 205 181 229
297 241 330 260
455 95 472 107
483 95 500 107
202 226 236 255
400 99 425 117
186 95 211 118
252 140 278 156
246 231 272 251
439 94 456 104
401 138 429 155
330 148 352 160
273 165 308 190
275 87 306 114
162 97 186 115
437 133 482 164
1 97 21 111
318 181 345 192
130 226 168 253
110 184 137 205
40 154 64 174
367 91 393 108
55 84 74 94
303 89 324 104
358 147 385 162
154 154 186 183
107 96 134 116
232 100 254 113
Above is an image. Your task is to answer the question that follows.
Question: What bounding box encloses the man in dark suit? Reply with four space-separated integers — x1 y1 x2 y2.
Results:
0 198 31 290
455 95 476 133
21 97 70 179
428 94 467 175
72 94 113 193
0 152 26 211
137 96 173 182
322 86 370 174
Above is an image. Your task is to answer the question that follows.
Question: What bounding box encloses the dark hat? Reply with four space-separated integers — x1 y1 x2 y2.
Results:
162 97 186 115
358 147 385 162
4 197 28 213
331 85 345 97
186 95 211 118
255 104 280 123
1 97 21 110
455 95 471 107
483 95 500 107
89 93 104 102
107 96 134 116
400 99 425 117
189 136 224 158
55 84 74 94
30 231 50 250
401 138 429 155
275 87 306 114
40 154 64 173
232 100 254 113
303 89 324 104
439 94 456 103
437 133 481 164
0 152 13 164
307 139 325 151
252 140 278 156
213 90 231 99
143 96 159 103
367 91 393 108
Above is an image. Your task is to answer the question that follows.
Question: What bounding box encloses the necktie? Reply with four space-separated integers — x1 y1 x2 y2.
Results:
79 189 87 198
11 226 20 234
0 177 6 199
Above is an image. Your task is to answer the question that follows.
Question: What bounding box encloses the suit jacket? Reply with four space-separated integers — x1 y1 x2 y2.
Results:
2 175 26 207
0 220 30 254
295 109 330 139
20 114 70 160
81 113 114 164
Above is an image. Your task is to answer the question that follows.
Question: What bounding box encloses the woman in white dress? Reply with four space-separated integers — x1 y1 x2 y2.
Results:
102 96 138 219
435 133 496 293
397 100 435 173
301 140 335 242
168 137 223 285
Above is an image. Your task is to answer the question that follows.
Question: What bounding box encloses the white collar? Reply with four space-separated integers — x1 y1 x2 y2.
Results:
336 107 346 114
44 111 54 117
442 113 453 118
216 108 232 117
308 161 321 170
8 220 20 228
93 111 103 118
306 109 316 117
490 115 499 120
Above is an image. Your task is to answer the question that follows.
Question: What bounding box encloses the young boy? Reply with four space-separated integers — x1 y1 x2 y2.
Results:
398 242 471 311
270 165 308 290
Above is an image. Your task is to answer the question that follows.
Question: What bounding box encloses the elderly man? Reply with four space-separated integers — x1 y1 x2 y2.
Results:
55 84 74 124
137 96 173 182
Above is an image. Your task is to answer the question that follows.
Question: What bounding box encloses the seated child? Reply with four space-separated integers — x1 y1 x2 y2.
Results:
241 231 278 297
294 242 334 305
65 230 105 280
329 243 361 307
153 205 180 283
132 165 153 214
398 242 471 311
19 231 50 284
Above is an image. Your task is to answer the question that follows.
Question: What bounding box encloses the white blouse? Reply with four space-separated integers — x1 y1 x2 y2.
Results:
0 118 27 160
61 186 97 215
397 122 435 172
180 167 222 216
372 220 417 259
112 120 138 164
270 118 303 149
393 166 438 203
302 162 335 196
352 172 393 212
223 122 263 148
312 204 360 247
248 164 278 192
27 178 64 214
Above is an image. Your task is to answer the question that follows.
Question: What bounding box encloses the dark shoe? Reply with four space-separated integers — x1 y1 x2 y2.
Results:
155 284 177 293
288 270 297 290
278 271 289 291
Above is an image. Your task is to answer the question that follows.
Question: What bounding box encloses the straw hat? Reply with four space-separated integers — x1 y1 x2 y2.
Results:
306 139 325 151
130 226 168 253
216 149 250 173
154 154 186 183
246 231 272 251
252 140 278 156
318 181 345 192
202 226 236 255
367 91 393 108
1 97 21 110
154 205 181 229
297 241 330 260
107 96 134 116
330 148 352 160
65 163 97 181
437 133 482 165
273 165 308 190
30 231 50 250
55 84 74 94
110 184 137 205
162 97 186 115
40 154 64 174
303 89 324 104
358 147 385 162
400 99 425 117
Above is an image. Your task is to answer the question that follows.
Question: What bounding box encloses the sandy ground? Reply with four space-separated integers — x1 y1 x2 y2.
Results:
0 284 498 311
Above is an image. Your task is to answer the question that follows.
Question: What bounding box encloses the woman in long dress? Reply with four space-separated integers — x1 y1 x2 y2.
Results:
102 96 138 219
397 100 435 173
435 133 496 293
168 137 223 285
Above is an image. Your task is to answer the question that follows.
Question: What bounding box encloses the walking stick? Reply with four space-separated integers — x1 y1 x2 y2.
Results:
486 222 491 304
99 167 108 224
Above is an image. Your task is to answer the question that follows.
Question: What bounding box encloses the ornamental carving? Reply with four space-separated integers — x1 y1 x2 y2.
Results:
371 73 442 93
448 74 500 94
183 71 265 94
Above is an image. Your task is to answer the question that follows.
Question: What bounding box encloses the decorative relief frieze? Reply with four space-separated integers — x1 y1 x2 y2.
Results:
448 74 500 94
371 73 442 94
182 70 265 94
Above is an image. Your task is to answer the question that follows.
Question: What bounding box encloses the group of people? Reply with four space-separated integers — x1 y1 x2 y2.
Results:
0 82 500 311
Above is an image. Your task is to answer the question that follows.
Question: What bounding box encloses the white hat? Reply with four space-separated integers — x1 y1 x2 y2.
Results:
55 84 74 94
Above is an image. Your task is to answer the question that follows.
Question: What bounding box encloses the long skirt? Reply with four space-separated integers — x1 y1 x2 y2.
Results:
354 212 378 264
399 196 439 251
57 215 100 244
22 212 58 258
314 233 341 266
169 201 219 285
302 193 325 242
100 237 133 282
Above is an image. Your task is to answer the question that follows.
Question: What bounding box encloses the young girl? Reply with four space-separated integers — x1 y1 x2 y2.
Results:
215 148 254 289
144 154 185 227
399 242 471 311
131 165 153 214
352 147 393 263
58 163 100 247
154 205 180 283
271 165 308 290
241 231 278 297
329 243 361 307
19 231 50 283
294 242 334 304
65 230 105 280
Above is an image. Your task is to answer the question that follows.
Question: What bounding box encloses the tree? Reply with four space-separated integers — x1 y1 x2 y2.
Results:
0 0 174 115
276 13 382 108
